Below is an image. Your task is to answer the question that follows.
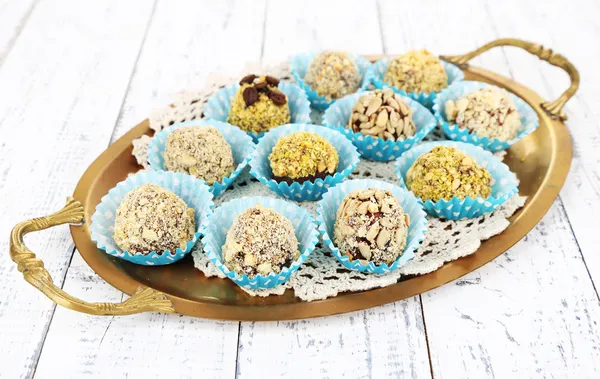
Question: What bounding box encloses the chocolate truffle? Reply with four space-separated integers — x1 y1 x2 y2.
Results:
113 183 196 254
406 146 492 201
269 132 339 183
384 50 448 93
222 204 300 277
347 89 416 141
164 126 235 185
305 51 361 100
227 75 291 133
334 188 410 265
445 87 523 141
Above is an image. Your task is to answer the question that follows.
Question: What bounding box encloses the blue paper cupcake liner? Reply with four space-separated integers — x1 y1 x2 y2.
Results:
249 123 360 201
290 52 372 110
202 196 319 289
370 58 464 109
395 141 519 220
322 91 437 161
90 171 214 265
433 81 540 152
317 179 427 274
148 119 255 197
203 81 311 142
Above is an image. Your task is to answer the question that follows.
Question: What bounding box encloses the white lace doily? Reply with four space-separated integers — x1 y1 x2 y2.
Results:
131 61 525 302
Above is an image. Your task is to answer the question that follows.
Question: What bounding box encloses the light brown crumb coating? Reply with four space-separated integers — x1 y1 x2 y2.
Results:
445 87 522 141
269 132 339 182
305 51 361 100
222 204 300 277
334 188 409 265
227 75 290 133
406 146 492 201
164 126 234 185
384 50 447 93
113 183 196 254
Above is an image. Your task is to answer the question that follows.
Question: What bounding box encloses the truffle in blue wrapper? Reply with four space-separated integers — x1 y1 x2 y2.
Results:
202 196 319 289
371 54 464 109
290 51 372 110
90 171 214 266
433 81 539 152
317 179 427 274
249 123 360 201
395 141 519 220
322 90 437 161
148 119 255 197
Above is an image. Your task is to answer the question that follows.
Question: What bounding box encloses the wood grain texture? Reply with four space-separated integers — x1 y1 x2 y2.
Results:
379 0 600 377
0 1 155 377
236 2 431 378
0 0 37 65
34 1 266 378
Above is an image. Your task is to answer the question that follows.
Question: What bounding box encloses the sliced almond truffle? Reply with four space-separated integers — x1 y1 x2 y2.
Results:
384 50 447 93
164 126 234 185
268 132 339 183
222 204 300 277
347 89 416 141
227 75 291 133
333 188 410 265
113 183 196 254
305 51 361 100
406 146 492 201
445 87 522 141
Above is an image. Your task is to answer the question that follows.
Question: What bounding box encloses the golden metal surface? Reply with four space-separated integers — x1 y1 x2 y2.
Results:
9 39 577 320
440 37 579 121
9 197 175 315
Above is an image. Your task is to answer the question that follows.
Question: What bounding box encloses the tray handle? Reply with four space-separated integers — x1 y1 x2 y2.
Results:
9 197 175 315
440 38 579 121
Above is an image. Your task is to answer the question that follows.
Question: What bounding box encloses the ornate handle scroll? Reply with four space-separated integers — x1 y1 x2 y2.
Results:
9 197 175 315
440 38 579 121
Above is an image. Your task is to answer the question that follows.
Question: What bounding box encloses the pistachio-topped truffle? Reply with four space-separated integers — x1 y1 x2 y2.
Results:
222 204 300 277
384 50 448 93
445 87 522 141
164 126 234 185
113 183 196 254
305 51 361 100
269 132 339 183
406 146 492 201
227 74 291 133
347 89 416 141
334 188 410 265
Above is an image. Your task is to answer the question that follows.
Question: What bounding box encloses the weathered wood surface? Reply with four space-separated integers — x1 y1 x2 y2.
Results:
0 0 598 378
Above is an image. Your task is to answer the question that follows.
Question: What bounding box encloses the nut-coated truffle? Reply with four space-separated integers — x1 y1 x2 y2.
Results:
384 50 447 93
305 51 361 100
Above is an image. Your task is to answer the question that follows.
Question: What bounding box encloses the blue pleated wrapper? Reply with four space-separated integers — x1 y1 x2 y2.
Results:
395 141 519 220
433 81 540 152
203 81 311 142
322 91 437 161
290 52 372 110
148 120 255 197
249 123 360 201
317 179 427 274
90 171 214 265
202 196 319 289
370 58 464 109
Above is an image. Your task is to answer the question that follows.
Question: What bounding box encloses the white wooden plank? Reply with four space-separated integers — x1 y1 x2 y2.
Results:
0 1 155 378
0 0 37 64
379 0 600 377
35 1 266 378
237 2 431 378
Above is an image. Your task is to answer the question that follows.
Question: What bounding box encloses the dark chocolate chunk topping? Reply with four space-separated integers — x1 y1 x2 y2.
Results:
254 81 268 90
243 87 259 107
267 90 287 106
265 75 280 86
239 74 258 85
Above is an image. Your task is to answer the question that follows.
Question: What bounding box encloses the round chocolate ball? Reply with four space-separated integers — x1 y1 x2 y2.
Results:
113 183 196 254
222 204 300 277
305 51 361 100
406 146 492 201
384 50 447 93
268 131 339 183
333 188 410 265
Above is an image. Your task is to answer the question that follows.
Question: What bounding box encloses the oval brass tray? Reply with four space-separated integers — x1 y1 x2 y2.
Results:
10 39 579 320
